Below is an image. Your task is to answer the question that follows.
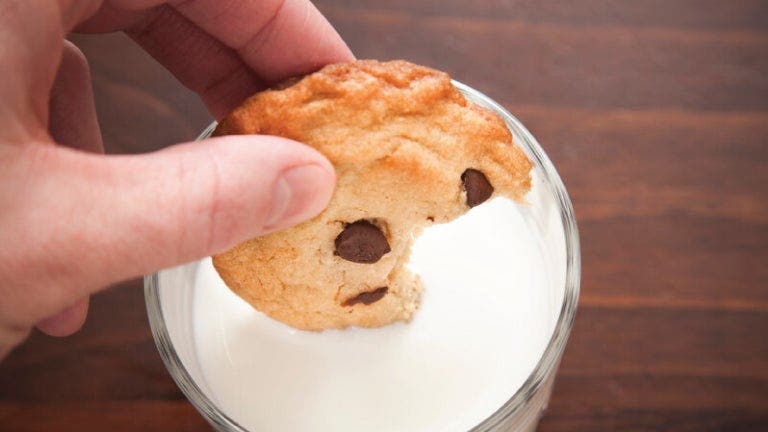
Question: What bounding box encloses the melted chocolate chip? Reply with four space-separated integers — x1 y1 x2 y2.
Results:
334 220 391 263
343 287 388 306
461 168 494 207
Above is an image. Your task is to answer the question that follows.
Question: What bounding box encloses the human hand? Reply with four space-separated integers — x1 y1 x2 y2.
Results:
0 0 353 359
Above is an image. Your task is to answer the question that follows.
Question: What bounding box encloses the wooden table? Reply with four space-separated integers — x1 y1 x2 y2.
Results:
1 1 766 431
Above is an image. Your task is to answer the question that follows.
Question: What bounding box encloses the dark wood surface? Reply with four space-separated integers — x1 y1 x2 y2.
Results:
1 1 767 431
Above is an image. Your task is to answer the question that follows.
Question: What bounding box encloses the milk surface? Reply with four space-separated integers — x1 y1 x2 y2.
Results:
191 197 558 431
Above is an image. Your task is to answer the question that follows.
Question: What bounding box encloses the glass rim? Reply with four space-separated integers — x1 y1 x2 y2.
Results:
144 80 581 431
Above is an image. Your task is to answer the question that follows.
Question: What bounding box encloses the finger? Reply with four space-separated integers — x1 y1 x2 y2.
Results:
0 0 101 142
78 1 353 116
49 41 104 153
0 0 65 139
1 135 335 326
125 5 263 119
99 136 334 268
35 297 89 337
170 0 354 84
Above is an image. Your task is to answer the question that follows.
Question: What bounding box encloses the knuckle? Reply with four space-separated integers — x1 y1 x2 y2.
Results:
173 146 242 258
203 147 247 252
61 40 90 77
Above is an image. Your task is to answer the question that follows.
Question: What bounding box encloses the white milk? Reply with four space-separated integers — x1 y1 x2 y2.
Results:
191 197 558 431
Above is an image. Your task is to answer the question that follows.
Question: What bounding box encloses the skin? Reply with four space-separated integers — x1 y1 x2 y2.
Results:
0 0 354 360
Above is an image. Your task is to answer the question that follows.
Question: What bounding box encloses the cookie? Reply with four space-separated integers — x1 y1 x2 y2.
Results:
212 60 532 331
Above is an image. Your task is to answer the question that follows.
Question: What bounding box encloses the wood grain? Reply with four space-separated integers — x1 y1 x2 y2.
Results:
1 0 767 431
0 401 209 432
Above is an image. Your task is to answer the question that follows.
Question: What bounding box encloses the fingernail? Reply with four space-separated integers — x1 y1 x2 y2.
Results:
265 164 333 230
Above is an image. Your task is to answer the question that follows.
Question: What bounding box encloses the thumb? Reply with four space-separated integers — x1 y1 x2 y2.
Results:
9 135 334 324
90 135 336 278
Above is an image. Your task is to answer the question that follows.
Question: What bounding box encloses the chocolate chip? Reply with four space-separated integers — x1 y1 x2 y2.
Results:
334 220 391 263
461 168 494 207
343 287 388 306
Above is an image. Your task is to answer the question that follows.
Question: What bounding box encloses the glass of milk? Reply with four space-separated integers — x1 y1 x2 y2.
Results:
145 82 580 432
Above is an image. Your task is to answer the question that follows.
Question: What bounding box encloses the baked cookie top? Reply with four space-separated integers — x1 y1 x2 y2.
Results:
212 60 532 331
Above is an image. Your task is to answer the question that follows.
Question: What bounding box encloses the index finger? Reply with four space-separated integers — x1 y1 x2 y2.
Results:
92 0 354 85
169 0 354 84
79 0 354 117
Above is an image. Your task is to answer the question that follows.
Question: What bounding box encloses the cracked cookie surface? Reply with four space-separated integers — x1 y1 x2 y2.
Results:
212 60 531 331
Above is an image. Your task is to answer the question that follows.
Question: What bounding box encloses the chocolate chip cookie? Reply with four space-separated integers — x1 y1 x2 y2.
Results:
212 60 532 331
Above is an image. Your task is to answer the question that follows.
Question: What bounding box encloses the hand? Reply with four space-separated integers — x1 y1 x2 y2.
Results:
0 0 353 360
